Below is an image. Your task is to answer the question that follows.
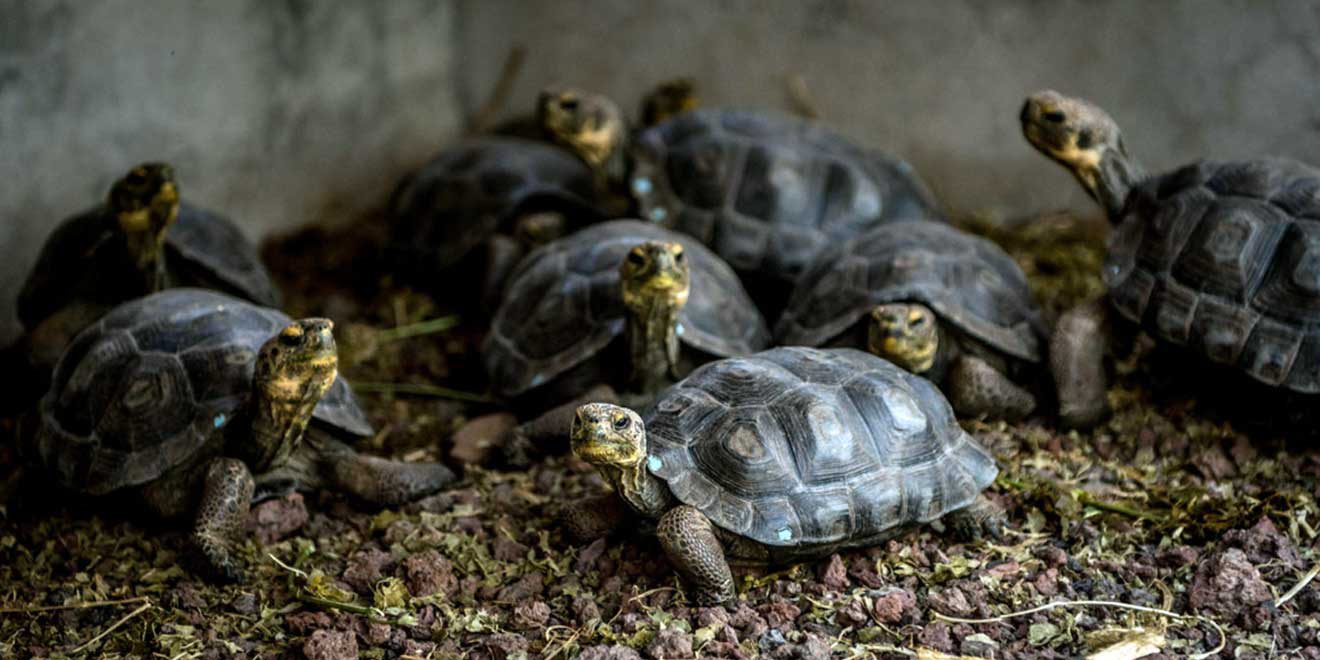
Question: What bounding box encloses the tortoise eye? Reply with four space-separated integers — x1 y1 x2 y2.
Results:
626 250 647 266
613 415 631 430
1042 111 1066 124
673 248 685 263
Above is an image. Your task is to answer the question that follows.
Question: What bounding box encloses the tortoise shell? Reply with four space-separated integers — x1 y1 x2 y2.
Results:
388 137 602 271
643 346 997 548
37 289 372 495
776 221 1046 363
18 202 279 332
630 109 942 283
1106 159 1320 392
483 220 771 398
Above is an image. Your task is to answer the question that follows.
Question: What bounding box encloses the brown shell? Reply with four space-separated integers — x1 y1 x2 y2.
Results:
1106 158 1320 392
644 347 997 547
776 221 1045 363
483 220 771 398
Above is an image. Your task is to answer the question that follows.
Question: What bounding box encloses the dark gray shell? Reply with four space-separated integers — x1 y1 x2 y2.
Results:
776 222 1046 363
644 346 997 547
1107 159 1320 393
37 289 373 495
389 137 601 270
484 220 772 397
18 203 279 331
630 109 943 283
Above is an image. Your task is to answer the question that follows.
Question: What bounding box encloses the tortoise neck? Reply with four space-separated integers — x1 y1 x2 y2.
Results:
1092 147 1144 222
625 294 681 394
239 391 317 473
601 459 672 519
923 322 960 384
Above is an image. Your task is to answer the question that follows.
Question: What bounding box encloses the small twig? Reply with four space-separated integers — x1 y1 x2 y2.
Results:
301 595 381 619
69 600 152 654
1078 493 1166 522
542 624 584 660
785 73 821 120
933 599 1225 660
1276 558 1320 607
373 315 460 342
267 552 308 579
0 595 150 615
469 45 528 134
352 381 493 403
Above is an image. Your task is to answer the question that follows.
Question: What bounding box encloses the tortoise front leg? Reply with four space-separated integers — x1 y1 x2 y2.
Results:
657 505 735 605
501 384 620 467
946 355 1037 421
946 494 1006 542
562 493 629 542
317 437 455 506
193 458 256 582
1051 299 1112 429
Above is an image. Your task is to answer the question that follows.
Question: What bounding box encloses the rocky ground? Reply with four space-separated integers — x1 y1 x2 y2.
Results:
2 211 1319 659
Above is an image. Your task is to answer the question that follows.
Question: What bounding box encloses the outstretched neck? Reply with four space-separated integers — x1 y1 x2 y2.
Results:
1091 147 1145 222
237 390 317 473
600 460 673 518
626 296 681 393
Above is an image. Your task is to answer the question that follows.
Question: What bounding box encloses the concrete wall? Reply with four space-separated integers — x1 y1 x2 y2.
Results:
453 0 1320 213
0 0 460 343
5 0 1320 343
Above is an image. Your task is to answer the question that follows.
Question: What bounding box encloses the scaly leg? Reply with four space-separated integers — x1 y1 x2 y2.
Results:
946 356 1037 421
193 457 256 582
657 505 735 605
946 494 1005 542
1051 300 1112 429
318 437 455 506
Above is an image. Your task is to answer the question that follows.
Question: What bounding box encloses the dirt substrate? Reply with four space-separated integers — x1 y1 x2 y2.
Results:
2 212 1319 659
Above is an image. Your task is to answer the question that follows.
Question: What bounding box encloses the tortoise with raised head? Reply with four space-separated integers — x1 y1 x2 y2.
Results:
483 220 771 460
566 346 1002 604
540 91 943 312
777 221 1048 420
34 289 454 580
1022 90 1320 428
388 137 606 307
18 163 279 369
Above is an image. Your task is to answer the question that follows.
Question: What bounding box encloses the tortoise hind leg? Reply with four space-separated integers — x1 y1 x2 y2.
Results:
657 505 735 605
193 458 256 582
1051 300 1112 429
335 456 455 506
946 355 1036 421
319 440 456 506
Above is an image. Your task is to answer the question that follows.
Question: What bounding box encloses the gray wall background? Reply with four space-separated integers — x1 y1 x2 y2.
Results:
5 0 1320 343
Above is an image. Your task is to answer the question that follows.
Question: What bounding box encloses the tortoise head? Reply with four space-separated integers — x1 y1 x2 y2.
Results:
538 86 625 170
1020 91 1129 200
619 241 690 312
254 318 338 409
640 77 699 128
512 210 568 248
868 303 939 374
571 402 646 467
108 163 180 271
